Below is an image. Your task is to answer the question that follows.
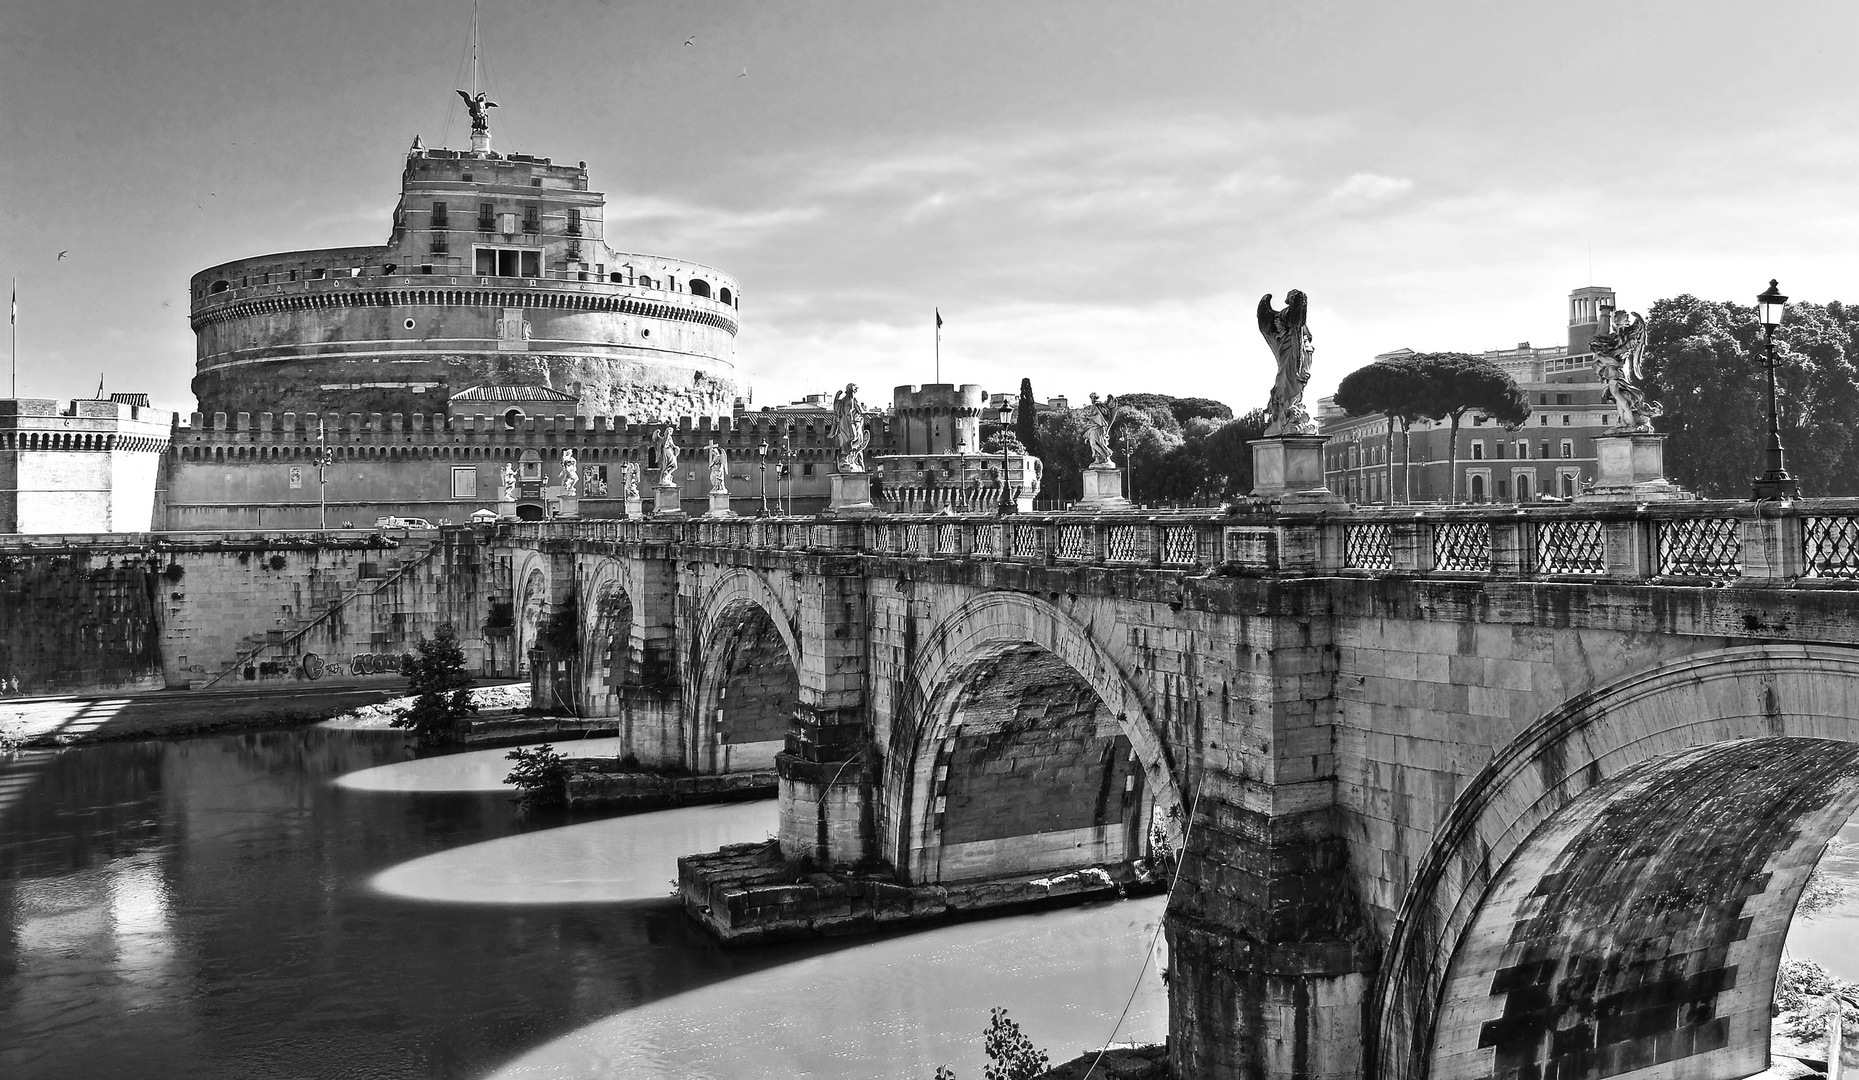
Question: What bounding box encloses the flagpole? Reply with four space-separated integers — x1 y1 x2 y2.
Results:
935 308 941 385
10 278 16 399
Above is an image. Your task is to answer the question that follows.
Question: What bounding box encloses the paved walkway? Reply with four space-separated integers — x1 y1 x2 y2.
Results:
0 683 411 747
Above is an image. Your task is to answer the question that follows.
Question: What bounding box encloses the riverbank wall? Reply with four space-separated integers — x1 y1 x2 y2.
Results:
0 529 488 697
677 844 1164 945
563 759 776 810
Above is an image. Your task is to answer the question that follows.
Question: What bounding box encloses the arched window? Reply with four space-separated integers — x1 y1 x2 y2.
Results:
1470 473 1486 502
719 287 733 306
638 276 654 290
504 408 524 429
1516 474 1531 502
210 280 230 294
689 279 711 299
610 272 623 283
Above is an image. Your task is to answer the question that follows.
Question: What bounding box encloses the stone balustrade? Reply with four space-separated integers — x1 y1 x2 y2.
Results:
506 498 1859 583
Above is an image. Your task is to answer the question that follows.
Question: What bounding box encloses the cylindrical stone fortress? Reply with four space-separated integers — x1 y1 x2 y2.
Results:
189 134 740 419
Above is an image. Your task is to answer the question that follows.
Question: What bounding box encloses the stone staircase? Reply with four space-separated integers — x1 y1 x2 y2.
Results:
190 539 440 689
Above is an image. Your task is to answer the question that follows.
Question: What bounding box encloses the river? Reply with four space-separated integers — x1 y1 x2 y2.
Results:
0 728 1165 1080
4 727 1855 1079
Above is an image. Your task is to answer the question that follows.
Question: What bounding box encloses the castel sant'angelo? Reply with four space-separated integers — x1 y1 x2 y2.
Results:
188 93 741 421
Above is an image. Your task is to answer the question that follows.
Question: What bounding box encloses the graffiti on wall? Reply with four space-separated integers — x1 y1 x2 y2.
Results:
296 652 412 680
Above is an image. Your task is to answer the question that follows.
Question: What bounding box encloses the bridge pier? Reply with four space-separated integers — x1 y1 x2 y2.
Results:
780 553 878 868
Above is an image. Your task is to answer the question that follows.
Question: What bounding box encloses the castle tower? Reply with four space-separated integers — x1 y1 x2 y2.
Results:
187 95 742 420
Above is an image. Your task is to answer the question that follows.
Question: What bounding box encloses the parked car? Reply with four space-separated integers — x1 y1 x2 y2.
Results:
374 516 437 530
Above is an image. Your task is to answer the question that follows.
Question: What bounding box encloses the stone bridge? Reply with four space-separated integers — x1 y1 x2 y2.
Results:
494 500 1859 1080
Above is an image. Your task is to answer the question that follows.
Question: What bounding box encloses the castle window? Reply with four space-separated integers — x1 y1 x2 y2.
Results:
478 203 495 230
432 202 448 227
719 287 733 305
523 205 538 234
210 280 230 294
310 268 325 280
689 279 711 299
530 178 542 187
638 276 654 289
431 237 449 255
462 173 473 182
610 272 623 283
504 408 524 429
421 264 433 275
566 208 582 237
289 269 298 281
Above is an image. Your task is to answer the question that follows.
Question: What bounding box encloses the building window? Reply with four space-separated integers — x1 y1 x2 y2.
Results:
1560 439 1574 459
531 178 542 188
475 248 541 277
1539 414 1549 425
1495 442 1506 459
452 466 478 499
1562 414 1571 425
1471 441 1484 460
802 462 815 477
1540 441 1550 458
432 202 448 227
567 208 582 237
478 203 495 230
522 206 539 234
431 237 449 255
1470 473 1487 501
1556 393 1570 405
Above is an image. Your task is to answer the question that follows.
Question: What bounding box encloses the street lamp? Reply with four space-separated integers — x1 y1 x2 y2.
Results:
1751 278 1799 500
757 438 770 516
1120 429 1133 506
997 406 1016 516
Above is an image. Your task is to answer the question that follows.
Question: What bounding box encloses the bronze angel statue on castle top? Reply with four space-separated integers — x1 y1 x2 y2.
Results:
456 89 497 134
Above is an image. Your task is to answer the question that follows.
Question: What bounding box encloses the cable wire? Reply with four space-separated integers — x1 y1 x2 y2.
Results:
1080 764 1207 1078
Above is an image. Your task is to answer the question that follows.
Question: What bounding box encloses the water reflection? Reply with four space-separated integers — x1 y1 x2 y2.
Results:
335 745 526 792
0 729 833 1080
489 898 1169 1080
371 802 777 905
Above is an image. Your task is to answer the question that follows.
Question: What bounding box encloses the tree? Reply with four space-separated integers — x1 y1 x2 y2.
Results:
981 1008 1048 1080
392 623 478 741
1644 294 1859 497
1396 353 1530 503
1013 378 1042 459
1335 355 1434 503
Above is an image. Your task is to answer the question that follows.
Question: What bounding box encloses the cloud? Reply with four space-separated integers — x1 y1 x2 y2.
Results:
1328 172 1413 203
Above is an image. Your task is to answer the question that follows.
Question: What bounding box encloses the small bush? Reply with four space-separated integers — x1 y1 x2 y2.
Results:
506 744 572 808
391 624 477 743
268 554 287 570
982 1008 1047 1080
164 561 185 581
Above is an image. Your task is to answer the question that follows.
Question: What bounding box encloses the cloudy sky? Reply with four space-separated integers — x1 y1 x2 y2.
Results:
4 0 1857 416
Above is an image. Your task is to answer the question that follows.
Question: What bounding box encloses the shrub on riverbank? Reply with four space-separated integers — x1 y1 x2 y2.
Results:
391 624 477 742
505 744 571 808
931 1008 1049 1080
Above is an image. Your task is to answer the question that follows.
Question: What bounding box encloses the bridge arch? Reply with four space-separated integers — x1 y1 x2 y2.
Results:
579 557 634 713
1370 643 1859 1080
688 568 801 773
512 559 550 679
892 591 1185 884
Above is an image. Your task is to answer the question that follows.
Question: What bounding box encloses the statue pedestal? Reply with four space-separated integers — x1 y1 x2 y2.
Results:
1078 465 1130 510
556 493 579 519
497 499 518 520
652 484 685 518
623 495 644 519
828 471 881 516
705 491 735 518
1577 432 1692 502
1250 436 1344 505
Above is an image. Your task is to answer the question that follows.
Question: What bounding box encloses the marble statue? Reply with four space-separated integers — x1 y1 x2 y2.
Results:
499 462 517 502
456 89 498 134
657 427 679 487
1590 309 1661 432
1083 393 1117 469
622 461 640 499
559 449 578 492
1257 290 1317 436
832 382 871 472
706 441 729 494
583 469 607 497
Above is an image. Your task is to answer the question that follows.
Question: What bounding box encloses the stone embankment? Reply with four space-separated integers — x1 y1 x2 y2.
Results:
678 844 1164 944
561 764 776 810
1033 1044 1168 1079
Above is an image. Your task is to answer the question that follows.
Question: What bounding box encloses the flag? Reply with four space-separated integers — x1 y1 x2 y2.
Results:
936 308 942 330
9 280 14 325
95 373 105 398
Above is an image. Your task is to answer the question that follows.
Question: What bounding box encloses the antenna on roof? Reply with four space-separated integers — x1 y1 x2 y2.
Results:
471 1 480 97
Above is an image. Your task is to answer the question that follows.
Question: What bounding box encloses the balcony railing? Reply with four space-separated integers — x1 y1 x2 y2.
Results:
500 499 1859 585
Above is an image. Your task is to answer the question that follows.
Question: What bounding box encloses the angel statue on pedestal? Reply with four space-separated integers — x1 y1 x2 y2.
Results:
1590 308 1662 432
832 383 871 473
1257 290 1317 436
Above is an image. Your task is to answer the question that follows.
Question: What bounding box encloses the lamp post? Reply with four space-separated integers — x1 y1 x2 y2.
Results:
1751 279 1800 500
315 418 333 532
757 438 770 516
1120 429 1133 506
781 424 794 516
997 407 1016 516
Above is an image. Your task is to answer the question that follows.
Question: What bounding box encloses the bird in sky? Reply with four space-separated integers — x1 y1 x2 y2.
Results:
738 67 748 78
684 35 695 46
56 250 68 260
